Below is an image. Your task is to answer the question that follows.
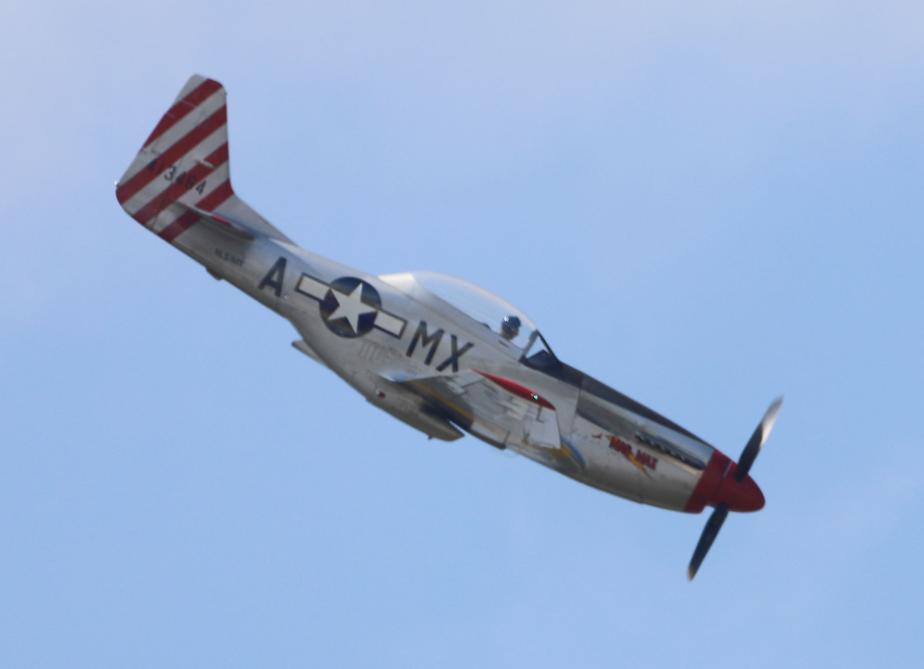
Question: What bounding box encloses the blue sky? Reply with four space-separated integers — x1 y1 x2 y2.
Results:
2 2 922 667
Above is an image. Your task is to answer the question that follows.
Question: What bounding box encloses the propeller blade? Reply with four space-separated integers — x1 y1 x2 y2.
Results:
735 396 783 481
687 503 729 581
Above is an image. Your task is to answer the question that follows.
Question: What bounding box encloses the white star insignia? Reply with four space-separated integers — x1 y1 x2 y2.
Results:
328 283 376 333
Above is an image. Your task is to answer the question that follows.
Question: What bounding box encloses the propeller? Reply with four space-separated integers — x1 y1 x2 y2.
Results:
735 397 783 482
687 504 729 580
687 397 783 581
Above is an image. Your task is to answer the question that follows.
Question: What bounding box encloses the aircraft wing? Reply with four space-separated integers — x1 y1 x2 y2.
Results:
396 370 562 451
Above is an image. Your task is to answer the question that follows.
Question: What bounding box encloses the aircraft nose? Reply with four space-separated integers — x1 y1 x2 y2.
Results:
684 451 767 513
717 474 765 512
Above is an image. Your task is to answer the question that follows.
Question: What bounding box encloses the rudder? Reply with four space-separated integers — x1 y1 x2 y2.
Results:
116 75 291 244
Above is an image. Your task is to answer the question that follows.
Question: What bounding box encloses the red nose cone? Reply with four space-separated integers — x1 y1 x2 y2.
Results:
684 451 766 513
717 474 765 512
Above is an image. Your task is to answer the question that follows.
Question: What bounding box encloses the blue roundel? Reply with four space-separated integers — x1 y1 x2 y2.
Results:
319 277 381 338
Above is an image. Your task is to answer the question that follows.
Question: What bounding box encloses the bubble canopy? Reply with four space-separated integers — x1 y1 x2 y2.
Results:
380 271 545 351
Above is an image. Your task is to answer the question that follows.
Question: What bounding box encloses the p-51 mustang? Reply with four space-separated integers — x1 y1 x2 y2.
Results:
116 75 782 580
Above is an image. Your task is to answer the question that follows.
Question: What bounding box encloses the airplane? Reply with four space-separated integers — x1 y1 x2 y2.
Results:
116 75 782 580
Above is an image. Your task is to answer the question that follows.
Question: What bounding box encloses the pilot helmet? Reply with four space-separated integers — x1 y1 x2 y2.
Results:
501 315 522 340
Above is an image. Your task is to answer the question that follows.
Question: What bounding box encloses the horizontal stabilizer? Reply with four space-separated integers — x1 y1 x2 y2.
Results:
177 202 254 240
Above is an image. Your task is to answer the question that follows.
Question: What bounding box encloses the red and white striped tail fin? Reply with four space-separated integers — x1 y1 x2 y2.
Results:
116 75 292 244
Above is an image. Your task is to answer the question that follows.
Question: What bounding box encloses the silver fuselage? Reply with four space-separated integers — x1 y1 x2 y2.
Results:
167 222 716 513
116 74 767 518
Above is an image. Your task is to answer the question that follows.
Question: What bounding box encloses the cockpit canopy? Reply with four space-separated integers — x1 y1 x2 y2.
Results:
379 271 553 361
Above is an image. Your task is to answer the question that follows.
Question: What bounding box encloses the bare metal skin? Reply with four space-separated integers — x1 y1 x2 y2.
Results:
117 75 781 579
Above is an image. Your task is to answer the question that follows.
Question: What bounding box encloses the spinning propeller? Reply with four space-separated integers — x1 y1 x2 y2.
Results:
687 397 783 581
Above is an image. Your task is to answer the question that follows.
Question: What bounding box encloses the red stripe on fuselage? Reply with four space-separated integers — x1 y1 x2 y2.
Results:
141 78 222 149
476 371 555 410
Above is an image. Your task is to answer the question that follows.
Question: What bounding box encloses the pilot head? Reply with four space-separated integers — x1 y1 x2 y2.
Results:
501 315 521 341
